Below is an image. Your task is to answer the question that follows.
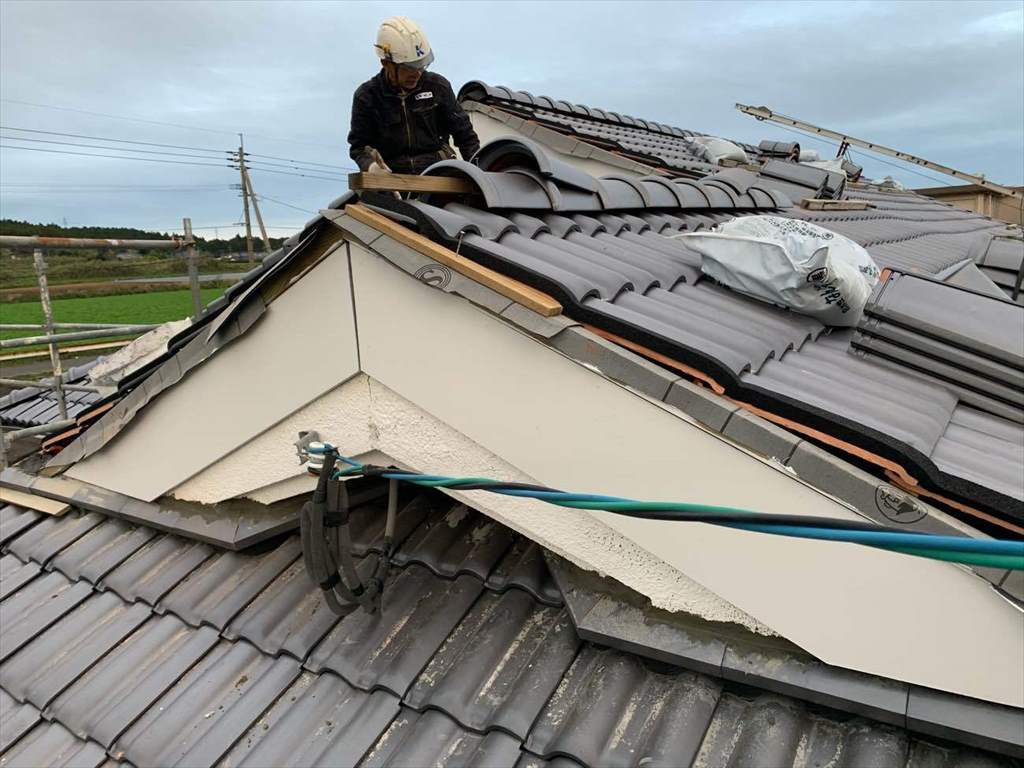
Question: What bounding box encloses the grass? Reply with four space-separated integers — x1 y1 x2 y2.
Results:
0 288 225 343
0 252 253 289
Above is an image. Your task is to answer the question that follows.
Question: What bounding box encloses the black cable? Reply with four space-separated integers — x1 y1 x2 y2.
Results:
243 165 347 183
0 144 232 168
0 135 232 161
245 152 356 172
0 125 230 154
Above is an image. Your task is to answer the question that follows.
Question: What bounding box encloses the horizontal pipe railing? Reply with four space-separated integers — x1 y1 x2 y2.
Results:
0 325 156 349
0 322 159 331
0 235 187 250
0 378 103 393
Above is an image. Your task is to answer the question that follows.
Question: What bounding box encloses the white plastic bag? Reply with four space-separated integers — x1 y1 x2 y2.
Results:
691 136 748 164
676 215 880 327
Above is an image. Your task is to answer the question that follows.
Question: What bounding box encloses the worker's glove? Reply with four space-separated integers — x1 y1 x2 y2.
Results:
366 147 391 174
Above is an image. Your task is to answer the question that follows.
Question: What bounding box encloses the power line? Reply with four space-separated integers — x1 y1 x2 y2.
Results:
244 166 348 183
246 152 356 172
254 193 316 214
240 157 346 178
0 135 233 161
0 125 230 154
0 98 345 151
0 144 232 168
0 182 229 189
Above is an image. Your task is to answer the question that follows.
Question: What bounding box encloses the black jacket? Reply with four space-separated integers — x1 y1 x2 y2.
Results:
348 70 480 174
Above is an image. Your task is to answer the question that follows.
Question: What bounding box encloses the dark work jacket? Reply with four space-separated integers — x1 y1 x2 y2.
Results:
348 70 481 174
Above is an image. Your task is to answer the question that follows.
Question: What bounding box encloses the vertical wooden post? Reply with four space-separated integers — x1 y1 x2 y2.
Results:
183 218 202 320
33 248 67 420
238 134 255 264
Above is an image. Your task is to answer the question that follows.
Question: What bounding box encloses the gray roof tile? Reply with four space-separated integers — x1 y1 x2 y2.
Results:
99 533 214 605
0 719 108 768
48 518 157 585
361 707 522 768
0 570 92 664
484 537 563 606
392 504 515 580
306 565 483 697
47 614 219 748
156 537 300 630
0 505 43 549
5 510 105 567
405 589 579 738
525 645 723 768
221 672 400 768
0 591 149 709
112 639 300 767
0 554 40 601
222 557 347 660
0 688 41 754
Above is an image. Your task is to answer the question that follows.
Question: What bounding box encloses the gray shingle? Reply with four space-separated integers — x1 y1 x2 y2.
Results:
0 719 108 768
157 537 300 630
405 589 579 738
47 614 220 748
5 510 105 567
484 537 563 606
305 565 483 697
223 557 348 660
221 672 400 768
525 646 722 767
0 570 92 664
0 505 43 549
0 688 41 754
99 533 214 605
360 707 522 768
0 591 149 709
0 553 40 601
112 639 300 767
48 518 157 585
392 504 515 580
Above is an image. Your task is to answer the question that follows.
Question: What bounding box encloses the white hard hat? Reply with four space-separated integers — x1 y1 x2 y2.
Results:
374 16 434 70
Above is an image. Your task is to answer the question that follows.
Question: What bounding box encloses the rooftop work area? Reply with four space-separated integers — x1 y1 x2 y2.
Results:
2 53 1024 768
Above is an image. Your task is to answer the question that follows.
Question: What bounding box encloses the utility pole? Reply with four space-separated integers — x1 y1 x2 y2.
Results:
241 164 273 255
237 133 255 263
183 218 202 321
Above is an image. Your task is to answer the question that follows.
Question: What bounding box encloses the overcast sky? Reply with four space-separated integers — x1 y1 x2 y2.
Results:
1 0 1021 237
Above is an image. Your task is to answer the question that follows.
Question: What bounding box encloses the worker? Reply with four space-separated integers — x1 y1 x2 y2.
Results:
348 17 480 176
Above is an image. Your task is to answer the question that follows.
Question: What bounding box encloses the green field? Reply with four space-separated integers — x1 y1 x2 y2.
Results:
0 288 225 343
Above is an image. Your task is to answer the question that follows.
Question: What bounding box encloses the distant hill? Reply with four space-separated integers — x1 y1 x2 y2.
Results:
0 219 286 254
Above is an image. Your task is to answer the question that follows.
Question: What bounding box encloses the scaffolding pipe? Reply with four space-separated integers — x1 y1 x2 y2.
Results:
0 235 185 250
0 378 103 393
0 325 156 350
0 322 159 331
31 249 68 420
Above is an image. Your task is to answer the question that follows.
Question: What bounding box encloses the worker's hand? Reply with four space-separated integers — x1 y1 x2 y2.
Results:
366 147 391 174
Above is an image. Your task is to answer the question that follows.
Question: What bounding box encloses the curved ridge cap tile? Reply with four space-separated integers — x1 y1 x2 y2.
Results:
475 137 553 175
444 203 518 240
535 95 555 110
507 169 562 210
751 185 792 209
405 201 481 240
571 214 608 237
512 90 535 105
600 175 652 207
637 177 684 208
493 85 515 100
670 180 712 208
541 214 581 239
705 169 757 196
509 212 551 240
457 80 493 103
699 181 741 208
747 187 776 209
554 187 603 213
422 160 502 207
